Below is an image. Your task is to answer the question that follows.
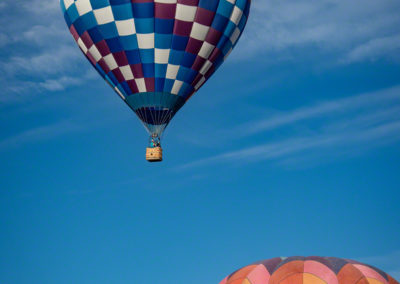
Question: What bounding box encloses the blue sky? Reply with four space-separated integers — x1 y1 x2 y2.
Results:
1 0 400 283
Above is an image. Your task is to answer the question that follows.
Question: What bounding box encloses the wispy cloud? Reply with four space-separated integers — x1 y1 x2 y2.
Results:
1 0 399 105
180 121 400 169
235 0 400 63
235 86 400 136
0 69 97 103
0 32 10 47
344 34 400 63
23 0 60 14
5 45 81 76
0 120 84 151
0 90 131 151
17 24 70 46
0 1 93 101
37 72 95 92
178 86 400 169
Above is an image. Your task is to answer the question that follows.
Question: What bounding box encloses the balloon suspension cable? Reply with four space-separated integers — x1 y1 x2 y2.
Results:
146 109 174 138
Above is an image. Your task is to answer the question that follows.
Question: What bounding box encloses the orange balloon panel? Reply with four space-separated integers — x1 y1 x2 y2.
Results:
220 257 399 284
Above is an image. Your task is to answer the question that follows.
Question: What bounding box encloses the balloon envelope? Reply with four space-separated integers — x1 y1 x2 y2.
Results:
61 0 251 137
220 256 399 284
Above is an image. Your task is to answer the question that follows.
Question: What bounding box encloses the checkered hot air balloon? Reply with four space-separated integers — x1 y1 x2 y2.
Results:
220 256 399 284
61 0 251 162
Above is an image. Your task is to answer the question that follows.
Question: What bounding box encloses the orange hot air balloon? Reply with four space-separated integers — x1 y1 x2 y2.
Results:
220 256 399 284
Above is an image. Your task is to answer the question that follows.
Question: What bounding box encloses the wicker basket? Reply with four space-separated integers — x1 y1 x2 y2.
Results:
146 147 163 162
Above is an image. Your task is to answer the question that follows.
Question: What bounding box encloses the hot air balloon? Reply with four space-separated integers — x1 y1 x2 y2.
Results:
61 0 251 162
220 256 399 284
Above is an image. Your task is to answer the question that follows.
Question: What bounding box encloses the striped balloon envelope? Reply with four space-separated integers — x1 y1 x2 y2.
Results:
220 256 399 284
61 0 251 160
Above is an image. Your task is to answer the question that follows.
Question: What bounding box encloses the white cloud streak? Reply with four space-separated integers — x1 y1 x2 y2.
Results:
5 45 81 76
235 0 400 63
181 121 400 169
236 86 400 136
0 32 10 47
17 24 70 46
178 86 400 169
0 120 84 151
0 0 93 101
344 34 400 63
23 0 60 14
38 71 97 92
1 0 399 103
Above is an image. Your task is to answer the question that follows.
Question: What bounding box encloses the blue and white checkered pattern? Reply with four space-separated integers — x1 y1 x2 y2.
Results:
61 0 251 135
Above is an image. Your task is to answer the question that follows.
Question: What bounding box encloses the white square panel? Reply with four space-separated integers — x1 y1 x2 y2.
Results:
116 19 136 36
155 48 170 64
103 54 118 70
198 42 214 59
135 78 146 92
230 6 243 25
88 45 102 62
199 60 212 75
94 6 114 25
175 4 197 22
75 0 92 16
190 23 209 41
137 33 155 49
77 38 88 53
120 65 134 81
63 0 74 9
166 64 179 79
171 80 183 95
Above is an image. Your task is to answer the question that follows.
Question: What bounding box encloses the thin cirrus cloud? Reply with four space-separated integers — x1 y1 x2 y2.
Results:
343 33 400 63
5 45 80 76
0 105 127 152
0 120 84 151
37 71 98 92
236 0 400 63
235 86 400 136
178 86 400 169
1 0 400 101
23 0 60 14
0 0 91 98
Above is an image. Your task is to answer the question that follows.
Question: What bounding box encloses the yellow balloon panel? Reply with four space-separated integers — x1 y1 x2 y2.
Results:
366 278 385 284
228 279 251 284
304 273 327 284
